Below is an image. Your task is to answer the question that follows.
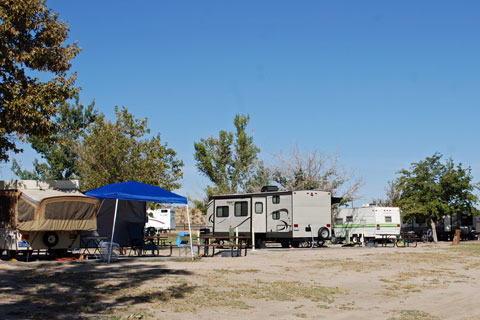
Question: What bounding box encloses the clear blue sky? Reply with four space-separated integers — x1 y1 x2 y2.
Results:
1 0 479 205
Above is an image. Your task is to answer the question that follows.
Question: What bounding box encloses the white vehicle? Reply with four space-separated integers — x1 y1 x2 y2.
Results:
0 180 100 258
146 208 176 230
206 186 341 248
332 205 401 244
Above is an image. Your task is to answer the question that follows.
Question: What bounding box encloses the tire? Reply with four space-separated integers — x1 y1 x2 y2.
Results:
352 236 359 244
330 236 338 245
318 227 330 240
43 231 59 248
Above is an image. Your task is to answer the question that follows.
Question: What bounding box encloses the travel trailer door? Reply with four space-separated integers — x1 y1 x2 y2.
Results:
252 197 267 234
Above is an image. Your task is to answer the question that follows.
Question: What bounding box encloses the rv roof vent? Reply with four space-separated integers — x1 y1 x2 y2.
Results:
261 185 279 192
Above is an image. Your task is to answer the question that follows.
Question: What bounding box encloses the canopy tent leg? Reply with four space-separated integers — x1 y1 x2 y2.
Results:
108 199 119 263
186 205 194 260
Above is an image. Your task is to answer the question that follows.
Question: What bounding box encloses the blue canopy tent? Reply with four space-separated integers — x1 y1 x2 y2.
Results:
85 181 193 262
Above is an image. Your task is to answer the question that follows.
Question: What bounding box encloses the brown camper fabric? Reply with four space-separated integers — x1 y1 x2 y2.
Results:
17 197 36 222
45 201 96 220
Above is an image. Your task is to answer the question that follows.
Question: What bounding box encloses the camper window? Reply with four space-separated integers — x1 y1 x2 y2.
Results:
385 216 392 223
255 202 263 214
234 201 248 216
216 206 229 217
272 195 280 204
272 211 280 220
334 218 343 225
346 216 353 223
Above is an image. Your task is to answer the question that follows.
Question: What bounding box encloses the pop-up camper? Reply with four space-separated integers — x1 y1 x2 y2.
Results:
0 180 99 258
332 205 401 244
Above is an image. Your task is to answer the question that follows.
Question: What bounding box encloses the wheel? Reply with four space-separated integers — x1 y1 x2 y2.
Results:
330 236 338 245
318 227 330 240
43 231 59 248
352 236 359 244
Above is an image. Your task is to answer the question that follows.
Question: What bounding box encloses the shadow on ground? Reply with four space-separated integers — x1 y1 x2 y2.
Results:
0 260 194 319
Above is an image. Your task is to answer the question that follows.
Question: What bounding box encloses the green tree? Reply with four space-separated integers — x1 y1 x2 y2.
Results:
193 114 263 212
0 0 81 161
11 94 98 179
76 106 183 191
394 153 479 242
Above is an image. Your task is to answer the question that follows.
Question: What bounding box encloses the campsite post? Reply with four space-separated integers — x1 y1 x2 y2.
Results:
186 205 194 260
108 198 119 263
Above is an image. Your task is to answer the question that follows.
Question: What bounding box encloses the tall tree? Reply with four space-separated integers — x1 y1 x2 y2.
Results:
394 153 479 242
193 114 262 211
0 0 81 161
76 106 183 191
11 94 98 179
271 145 363 202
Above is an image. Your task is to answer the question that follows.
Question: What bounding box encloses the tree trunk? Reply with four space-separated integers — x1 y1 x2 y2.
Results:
430 218 438 243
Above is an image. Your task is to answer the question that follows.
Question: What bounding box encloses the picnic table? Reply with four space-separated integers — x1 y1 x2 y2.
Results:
196 235 251 257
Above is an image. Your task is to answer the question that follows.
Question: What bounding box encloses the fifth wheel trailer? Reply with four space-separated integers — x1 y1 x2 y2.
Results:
0 180 100 258
206 188 341 247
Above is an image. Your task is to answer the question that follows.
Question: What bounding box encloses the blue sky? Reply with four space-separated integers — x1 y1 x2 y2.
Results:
1 0 479 205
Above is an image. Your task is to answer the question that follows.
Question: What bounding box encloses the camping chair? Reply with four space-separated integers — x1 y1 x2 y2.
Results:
143 227 158 255
176 232 190 256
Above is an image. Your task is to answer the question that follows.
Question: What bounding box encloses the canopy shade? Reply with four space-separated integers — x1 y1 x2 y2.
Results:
85 181 187 204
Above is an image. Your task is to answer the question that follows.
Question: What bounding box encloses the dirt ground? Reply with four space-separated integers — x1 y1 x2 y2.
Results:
0 241 479 320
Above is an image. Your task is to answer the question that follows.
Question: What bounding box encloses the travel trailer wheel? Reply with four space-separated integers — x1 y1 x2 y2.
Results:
43 231 59 247
318 227 330 240
330 236 338 244
352 236 360 244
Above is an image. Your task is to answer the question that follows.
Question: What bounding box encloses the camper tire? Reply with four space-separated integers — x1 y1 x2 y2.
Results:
318 227 330 240
43 231 59 248
330 236 338 245
352 235 360 244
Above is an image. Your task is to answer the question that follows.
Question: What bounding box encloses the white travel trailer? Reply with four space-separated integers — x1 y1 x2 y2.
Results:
332 205 401 243
0 180 100 258
146 208 176 230
206 187 341 247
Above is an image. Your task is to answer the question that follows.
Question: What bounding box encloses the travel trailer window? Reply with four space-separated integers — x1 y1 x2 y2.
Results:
335 218 343 225
385 216 392 223
272 195 280 204
346 216 353 223
234 201 248 216
216 206 229 217
255 202 263 214
272 211 280 220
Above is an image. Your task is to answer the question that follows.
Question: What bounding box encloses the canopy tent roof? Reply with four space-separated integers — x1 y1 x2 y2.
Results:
84 181 187 204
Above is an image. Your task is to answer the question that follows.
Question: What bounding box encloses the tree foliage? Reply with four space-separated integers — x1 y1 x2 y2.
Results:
393 153 479 242
0 0 80 161
271 145 363 202
11 94 98 179
193 114 264 211
76 106 183 191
